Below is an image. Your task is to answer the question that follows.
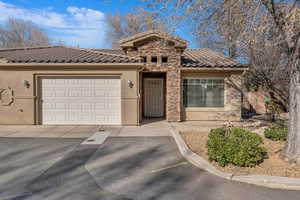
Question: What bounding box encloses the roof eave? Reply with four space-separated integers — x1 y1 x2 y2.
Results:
0 62 143 68
181 67 248 72
120 33 188 49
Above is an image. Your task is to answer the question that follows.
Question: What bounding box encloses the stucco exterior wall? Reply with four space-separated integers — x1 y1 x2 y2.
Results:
0 66 140 125
182 72 242 122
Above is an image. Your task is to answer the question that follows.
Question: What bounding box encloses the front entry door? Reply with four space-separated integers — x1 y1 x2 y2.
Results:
144 78 164 117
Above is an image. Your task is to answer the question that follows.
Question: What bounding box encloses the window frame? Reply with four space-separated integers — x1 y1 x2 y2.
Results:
141 56 147 63
151 56 158 63
182 77 226 109
162 56 168 63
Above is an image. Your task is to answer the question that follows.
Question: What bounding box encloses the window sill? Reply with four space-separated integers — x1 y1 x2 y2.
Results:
185 107 226 112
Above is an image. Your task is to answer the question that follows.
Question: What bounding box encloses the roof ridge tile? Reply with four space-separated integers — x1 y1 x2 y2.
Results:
80 48 141 61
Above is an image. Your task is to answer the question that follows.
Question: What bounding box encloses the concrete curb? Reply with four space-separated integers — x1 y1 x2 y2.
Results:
168 123 233 180
232 175 300 190
169 123 300 191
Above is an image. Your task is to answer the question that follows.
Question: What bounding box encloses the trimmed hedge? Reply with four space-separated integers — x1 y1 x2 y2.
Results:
264 124 288 141
207 127 266 167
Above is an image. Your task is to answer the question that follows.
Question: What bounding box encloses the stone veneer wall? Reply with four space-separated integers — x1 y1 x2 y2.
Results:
125 38 183 122
225 74 242 121
123 37 243 122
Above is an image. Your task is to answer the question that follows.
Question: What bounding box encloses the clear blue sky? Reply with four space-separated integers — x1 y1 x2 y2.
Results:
0 0 194 48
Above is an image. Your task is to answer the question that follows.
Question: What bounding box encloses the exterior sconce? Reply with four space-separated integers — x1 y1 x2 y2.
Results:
23 80 30 89
128 80 134 88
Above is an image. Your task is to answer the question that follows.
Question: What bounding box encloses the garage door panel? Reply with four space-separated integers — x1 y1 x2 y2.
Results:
43 102 54 109
69 103 81 110
54 89 67 97
56 111 68 121
95 91 105 97
82 90 93 97
41 77 121 125
55 102 68 110
82 103 93 110
43 90 54 97
69 89 81 97
69 112 80 121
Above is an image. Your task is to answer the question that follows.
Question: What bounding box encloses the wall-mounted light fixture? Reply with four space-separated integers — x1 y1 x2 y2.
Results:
23 80 30 89
128 80 134 88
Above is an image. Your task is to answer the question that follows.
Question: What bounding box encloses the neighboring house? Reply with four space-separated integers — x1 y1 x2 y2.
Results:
243 88 268 114
0 31 247 125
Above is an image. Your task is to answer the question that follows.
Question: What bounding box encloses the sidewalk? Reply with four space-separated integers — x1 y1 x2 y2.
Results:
0 125 99 138
117 120 171 137
0 120 172 138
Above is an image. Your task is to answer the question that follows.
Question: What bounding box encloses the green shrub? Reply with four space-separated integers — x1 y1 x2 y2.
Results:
207 127 266 167
264 125 288 141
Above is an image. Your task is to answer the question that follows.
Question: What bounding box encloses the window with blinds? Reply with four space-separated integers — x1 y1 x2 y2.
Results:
183 78 225 108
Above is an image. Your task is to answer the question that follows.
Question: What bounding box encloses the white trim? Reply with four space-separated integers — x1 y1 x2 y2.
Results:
182 67 247 72
183 77 224 80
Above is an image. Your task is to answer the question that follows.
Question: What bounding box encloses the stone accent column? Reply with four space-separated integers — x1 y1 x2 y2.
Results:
166 68 181 122
225 73 242 121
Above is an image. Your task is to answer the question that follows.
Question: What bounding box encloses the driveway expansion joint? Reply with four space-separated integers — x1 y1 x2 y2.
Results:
30 146 102 197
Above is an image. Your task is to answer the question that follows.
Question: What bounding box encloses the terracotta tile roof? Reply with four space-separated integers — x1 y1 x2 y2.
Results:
91 48 244 68
90 48 125 55
0 46 244 68
182 49 245 68
0 46 140 63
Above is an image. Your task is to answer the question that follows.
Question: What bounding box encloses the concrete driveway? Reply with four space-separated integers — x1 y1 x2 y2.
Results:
0 125 100 138
1 134 300 199
0 137 83 199
86 137 300 200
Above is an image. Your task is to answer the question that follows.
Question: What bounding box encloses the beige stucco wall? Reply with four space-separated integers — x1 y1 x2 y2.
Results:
182 71 243 122
0 65 140 125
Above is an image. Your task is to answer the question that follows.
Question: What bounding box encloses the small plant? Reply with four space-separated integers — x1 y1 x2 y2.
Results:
264 98 281 122
207 127 266 167
264 124 288 141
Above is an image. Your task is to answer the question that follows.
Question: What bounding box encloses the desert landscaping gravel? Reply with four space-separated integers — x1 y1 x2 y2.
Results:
180 131 300 178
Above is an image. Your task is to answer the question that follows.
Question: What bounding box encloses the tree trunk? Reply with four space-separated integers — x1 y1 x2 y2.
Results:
282 56 300 163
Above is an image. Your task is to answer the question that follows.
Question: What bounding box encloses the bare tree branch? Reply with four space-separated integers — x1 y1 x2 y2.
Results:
105 8 169 48
0 18 50 48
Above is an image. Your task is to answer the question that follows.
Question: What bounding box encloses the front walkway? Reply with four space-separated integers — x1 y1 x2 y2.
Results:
0 125 100 138
0 120 172 138
117 120 171 137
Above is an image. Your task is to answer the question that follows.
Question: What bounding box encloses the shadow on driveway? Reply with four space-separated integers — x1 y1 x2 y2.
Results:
87 137 300 200
1 137 300 200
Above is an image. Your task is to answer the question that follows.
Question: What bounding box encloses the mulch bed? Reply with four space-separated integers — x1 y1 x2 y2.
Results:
180 131 300 178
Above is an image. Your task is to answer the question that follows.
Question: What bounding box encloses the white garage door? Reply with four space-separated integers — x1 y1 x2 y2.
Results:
41 77 121 125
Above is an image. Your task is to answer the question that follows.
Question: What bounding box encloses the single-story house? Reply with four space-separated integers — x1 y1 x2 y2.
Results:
0 30 247 125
